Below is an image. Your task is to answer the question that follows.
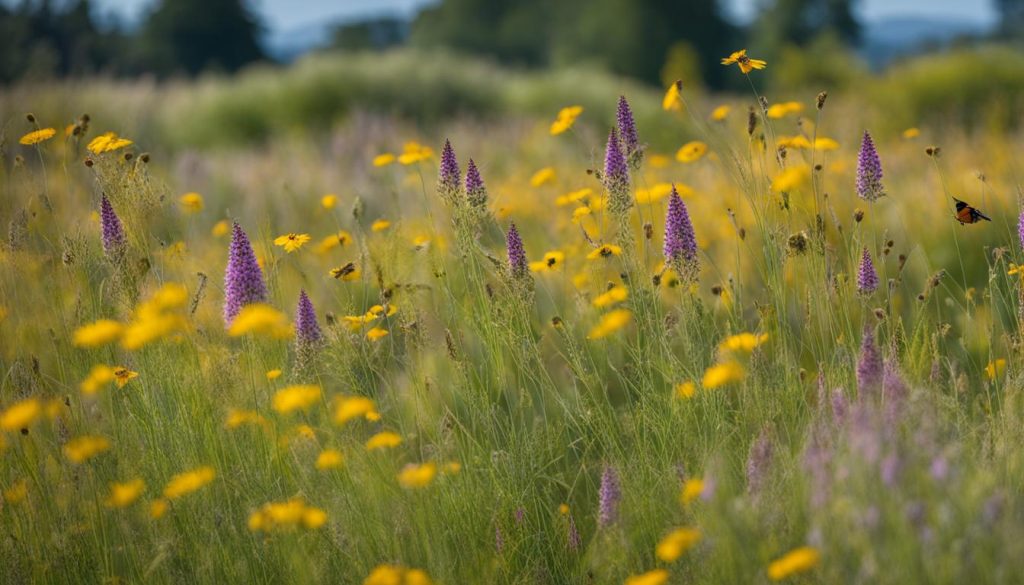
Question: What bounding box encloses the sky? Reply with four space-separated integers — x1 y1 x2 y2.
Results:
9 0 1001 32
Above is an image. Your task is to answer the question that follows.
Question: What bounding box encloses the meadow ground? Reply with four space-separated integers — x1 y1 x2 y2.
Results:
3 49 1024 584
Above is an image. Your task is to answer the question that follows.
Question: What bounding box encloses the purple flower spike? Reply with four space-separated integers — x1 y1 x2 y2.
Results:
100 194 126 258
465 158 487 208
295 290 322 345
856 327 883 398
616 95 641 167
567 514 581 551
857 247 879 295
856 130 885 202
664 186 698 282
603 128 631 215
223 222 267 327
438 139 461 203
506 222 527 279
746 428 774 497
1018 209 1024 251
598 465 621 528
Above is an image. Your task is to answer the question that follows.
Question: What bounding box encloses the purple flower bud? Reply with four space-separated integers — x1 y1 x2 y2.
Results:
506 222 527 279
746 428 773 497
856 130 885 202
223 222 267 327
857 247 878 294
567 514 581 552
616 95 641 167
831 388 848 426
465 158 487 208
100 194 126 259
929 456 949 481
514 507 525 524
598 465 621 528
295 290 322 345
438 139 461 203
1018 209 1024 251
603 128 631 215
880 453 901 486
856 327 883 398
882 360 908 426
664 186 698 282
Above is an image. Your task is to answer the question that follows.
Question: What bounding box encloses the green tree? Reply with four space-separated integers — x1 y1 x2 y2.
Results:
753 0 860 57
411 0 551 66
997 0 1024 37
138 0 265 76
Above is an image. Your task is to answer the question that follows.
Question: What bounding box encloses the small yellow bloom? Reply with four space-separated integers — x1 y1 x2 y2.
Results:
702 361 745 388
413 234 431 250
365 565 433 585
149 498 168 519
675 381 696 399
558 503 570 515
318 230 353 253
530 167 556 187
398 462 437 488
228 304 292 339
767 546 820 581
443 461 461 474
550 105 583 135
4 479 28 504
316 449 344 470
366 431 402 451
272 385 321 414
571 206 592 223
163 466 216 500
986 358 1007 380
80 364 115 395
19 127 57 145
587 244 623 260
771 166 811 193
625 569 669 585
64 435 111 463
73 319 123 347
112 366 138 388
226 408 267 429
266 369 282 380
588 309 632 339
334 396 380 424
178 192 204 212
662 80 683 111
373 153 396 167
720 332 768 353
903 127 920 139
721 49 767 74
635 183 676 205
367 327 390 341
87 131 133 154
105 479 145 508
321 194 338 209
371 219 391 232
593 285 628 308
529 251 566 272
397 142 433 165
766 101 803 119
676 141 708 163
1 398 41 432
273 233 311 253
680 478 705 504
212 220 230 237
656 527 701 562
711 104 731 121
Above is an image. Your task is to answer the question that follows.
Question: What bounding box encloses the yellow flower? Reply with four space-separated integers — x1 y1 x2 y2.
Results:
87 131 133 154
443 461 461 474
571 206 592 223
397 142 433 165
212 220 230 237
711 104 731 121
656 527 701 562
587 244 623 260
266 369 283 380
274 233 311 253
367 327 390 341
373 153 396 167
721 49 767 74
702 361 745 388
318 230 353 253
635 183 678 204
366 431 402 451
903 127 920 139
593 285 628 308
558 503 570 515
112 366 138 388
4 479 28 504
767 546 820 581
163 466 216 500
550 105 583 135
105 479 145 508
371 219 391 232
272 385 321 414
662 80 683 111
316 449 344 470
675 381 696 399
625 569 669 585
178 192 204 213
19 127 56 145
121 313 187 350
777 135 812 150
365 565 433 585
986 358 1007 380
226 408 267 429
149 499 168 519
680 478 705 504
676 141 708 163
771 166 811 193
228 304 292 339
766 101 804 119
398 462 437 488
588 309 632 339
720 332 768 353
649 153 671 168
321 194 338 209
1 398 41 432
531 167 556 187
334 396 380 424
248 498 327 532
80 364 115 395
556 187 593 206
529 251 566 272
64 435 111 464
73 319 123 347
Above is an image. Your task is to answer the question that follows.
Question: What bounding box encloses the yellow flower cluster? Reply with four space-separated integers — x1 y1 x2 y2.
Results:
247 498 327 532
550 105 583 135
87 131 133 154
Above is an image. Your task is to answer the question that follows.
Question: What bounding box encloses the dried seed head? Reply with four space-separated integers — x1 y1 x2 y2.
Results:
854 209 865 223
747 107 758 136
816 91 828 110
26 113 36 123
84 159 94 168
140 153 151 163
643 222 653 240
759 96 769 112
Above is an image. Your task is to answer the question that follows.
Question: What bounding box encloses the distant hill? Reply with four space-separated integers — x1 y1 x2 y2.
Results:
860 16 995 67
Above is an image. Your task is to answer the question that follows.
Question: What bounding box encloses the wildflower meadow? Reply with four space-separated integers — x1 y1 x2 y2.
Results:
4 46 1024 585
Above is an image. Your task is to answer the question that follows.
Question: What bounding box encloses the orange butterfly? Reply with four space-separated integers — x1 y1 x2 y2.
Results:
953 197 991 225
